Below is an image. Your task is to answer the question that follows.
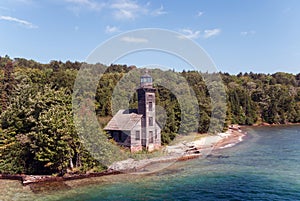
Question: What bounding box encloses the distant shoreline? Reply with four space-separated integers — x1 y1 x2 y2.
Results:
249 122 300 127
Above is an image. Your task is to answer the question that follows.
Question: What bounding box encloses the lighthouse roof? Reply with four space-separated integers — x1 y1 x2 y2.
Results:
104 109 142 131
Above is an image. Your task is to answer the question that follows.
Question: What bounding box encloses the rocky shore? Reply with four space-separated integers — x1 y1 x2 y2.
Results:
108 128 245 173
0 170 122 186
0 127 246 186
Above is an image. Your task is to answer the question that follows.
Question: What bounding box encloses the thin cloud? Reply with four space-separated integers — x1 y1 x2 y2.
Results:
197 11 204 17
179 28 221 40
10 0 35 4
179 29 201 39
109 0 166 20
66 0 167 20
16 0 34 3
66 0 105 11
0 15 38 28
151 5 167 16
203 29 221 38
241 30 256 36
110 0 147 20
105 25 120 33
120 36 148 43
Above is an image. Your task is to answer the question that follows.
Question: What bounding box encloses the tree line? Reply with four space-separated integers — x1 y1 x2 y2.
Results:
0 55 299 175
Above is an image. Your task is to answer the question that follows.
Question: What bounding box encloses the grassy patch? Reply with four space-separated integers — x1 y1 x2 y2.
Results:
127 149 167 160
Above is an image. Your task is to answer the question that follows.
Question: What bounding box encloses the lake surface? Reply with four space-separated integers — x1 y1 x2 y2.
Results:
1 125 300 201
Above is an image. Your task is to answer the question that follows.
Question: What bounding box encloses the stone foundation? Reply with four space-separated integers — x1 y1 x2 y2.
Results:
130 145 143 153
153 144 161 150
147 143 161 152
130 144 161 152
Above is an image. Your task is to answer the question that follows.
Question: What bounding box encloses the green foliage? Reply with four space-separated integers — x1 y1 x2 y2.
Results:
0 57 300 175
224 72 300 125
0 74 101 174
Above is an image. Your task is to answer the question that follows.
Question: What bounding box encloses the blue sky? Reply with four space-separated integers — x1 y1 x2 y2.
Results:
0 0 299 74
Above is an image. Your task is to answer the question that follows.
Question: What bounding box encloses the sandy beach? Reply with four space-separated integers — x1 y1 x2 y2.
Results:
108 128 246 173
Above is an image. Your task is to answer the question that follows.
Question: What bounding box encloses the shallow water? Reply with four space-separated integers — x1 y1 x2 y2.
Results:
1 125 300 200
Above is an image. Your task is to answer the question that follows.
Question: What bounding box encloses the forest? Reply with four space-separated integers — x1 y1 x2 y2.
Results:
0 55 300 175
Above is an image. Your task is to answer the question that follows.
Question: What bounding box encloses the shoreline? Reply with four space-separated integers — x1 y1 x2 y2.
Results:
107 128 246 173
1 123 298 198
0 127 246 186
250 122 300 127
4 123 300 186
0 170 123 186
9 122 300 186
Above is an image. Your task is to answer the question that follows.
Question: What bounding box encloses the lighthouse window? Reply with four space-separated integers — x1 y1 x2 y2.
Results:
149 131 153 143
135 131 140 140
149 102 153 111
148 94 153 101
149 117 153 126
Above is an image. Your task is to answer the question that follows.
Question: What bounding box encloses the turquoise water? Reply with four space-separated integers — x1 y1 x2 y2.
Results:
1 125 300 200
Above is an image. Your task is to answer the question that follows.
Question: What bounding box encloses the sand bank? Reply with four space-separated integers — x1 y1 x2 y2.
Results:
108 128 246 173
